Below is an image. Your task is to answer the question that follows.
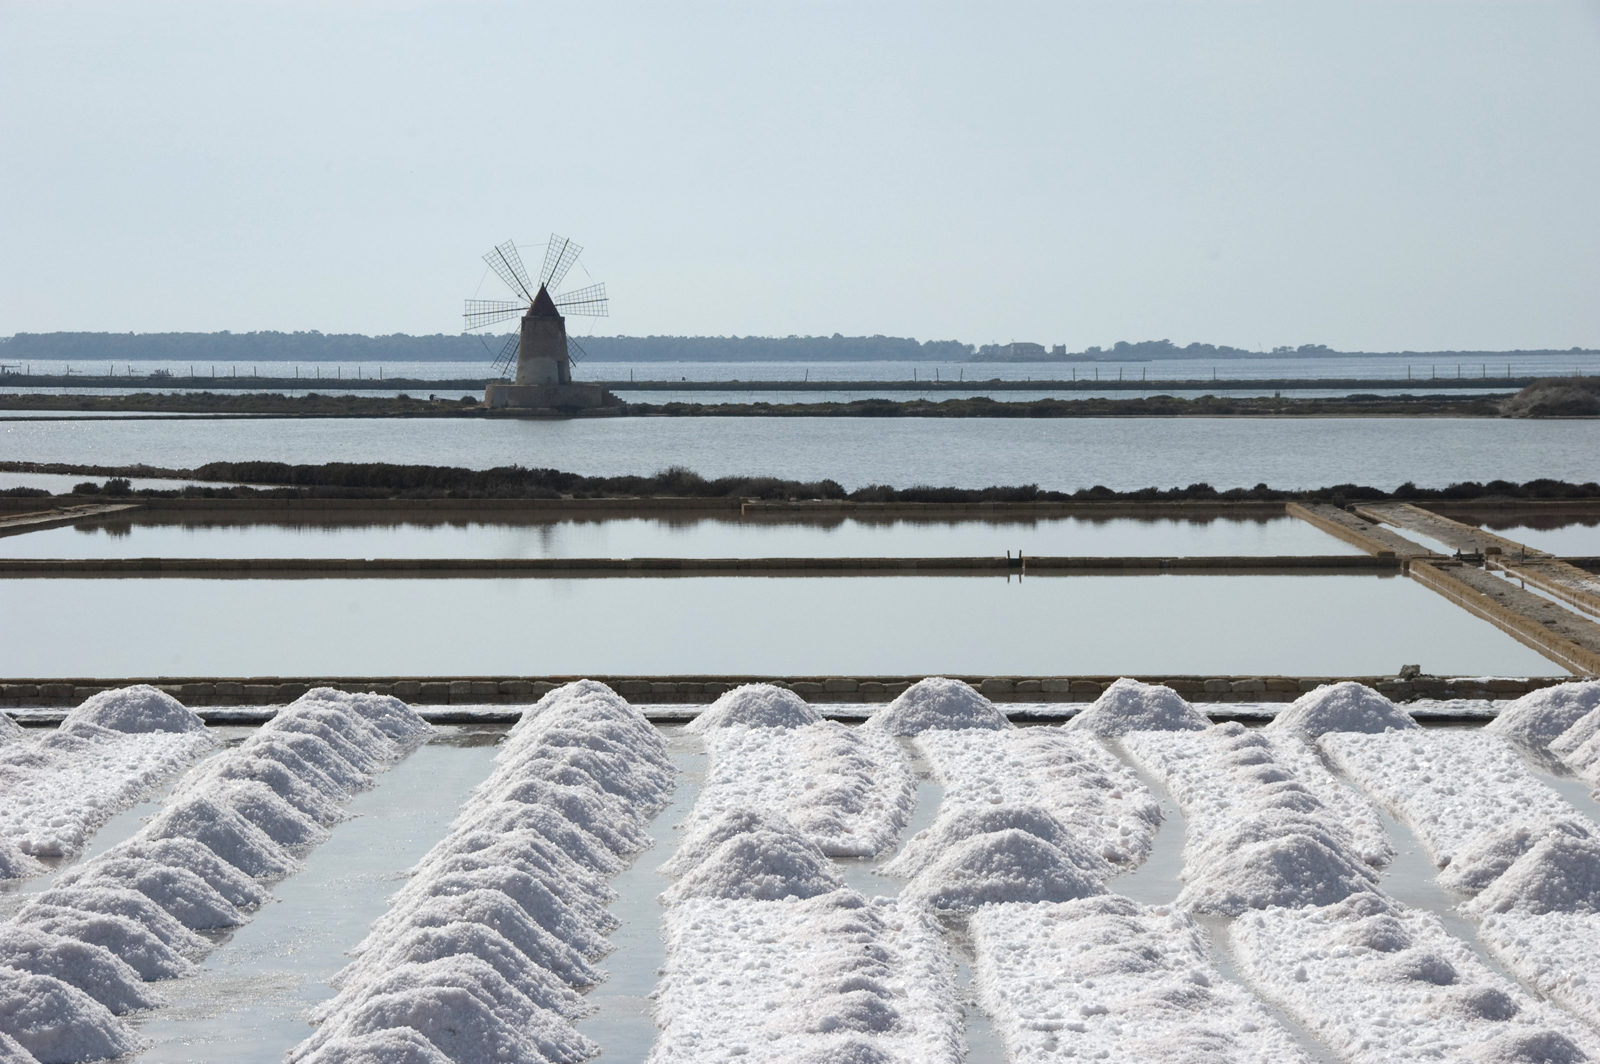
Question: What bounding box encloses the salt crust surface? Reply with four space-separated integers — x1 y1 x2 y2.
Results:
912 727 1160 869
1064 678 1210 736
686 683 822 733
865 677 1010 736
689 722 915 858
1319 729 1591 891
649 891 962 1064
1266 681 1421 740
1490 680 1600 749
972 895 1312 1064
0 967 143 1064
1232 894 1600 1064
0 1030 34 1064
0 715 20 744
1122 723 1390 914
0 686 217 859
295 680 669 1064
1 687 429 1060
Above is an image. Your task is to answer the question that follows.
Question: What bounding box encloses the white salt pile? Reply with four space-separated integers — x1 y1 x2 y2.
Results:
0 967 145 1064
1232 892 1600 1063
1266 681 1419 740
1469 832 1600 917
865 677 1010 735
650 890 962 1064
880 804 1112 881
1064 677 1209 736
688 721 915 857
685 682 822 732
0 685 217 860
973 895 1314 1063
1319 729 1589 890
0 688 431 1058
914 726 1161 868
664 823 846 903
1489 680 1600 749
0 926 158 1017
901 829 1107 910
292 680 668 1064
0 840 44 883
0 713 21 744
1122 723 1388 915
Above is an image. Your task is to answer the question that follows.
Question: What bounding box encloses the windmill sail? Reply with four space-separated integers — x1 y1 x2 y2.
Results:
540 234 583 290
483 241 536 301
491 334 520 379
463 299 528 331
552 283 609 317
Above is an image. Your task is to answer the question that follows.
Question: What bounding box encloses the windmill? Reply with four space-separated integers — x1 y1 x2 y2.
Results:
465 235 609 385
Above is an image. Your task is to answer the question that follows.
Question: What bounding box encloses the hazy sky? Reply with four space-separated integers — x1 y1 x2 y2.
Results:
3 2 1598 350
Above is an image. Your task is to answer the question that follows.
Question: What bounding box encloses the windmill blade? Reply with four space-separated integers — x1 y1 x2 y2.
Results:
552 283 608 317
464 299 528 331
540 234 583 290
566 335 589 364
491 334 519 379
483 241 536 301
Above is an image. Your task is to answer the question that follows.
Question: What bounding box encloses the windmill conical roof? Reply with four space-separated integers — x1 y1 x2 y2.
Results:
528 285 560 318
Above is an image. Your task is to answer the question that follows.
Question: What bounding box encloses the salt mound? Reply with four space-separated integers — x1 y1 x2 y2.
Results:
196 755 346 825
686 684 822 732
509 680 641 738
1440 820 1592 894
1267 682 1418 739
774 1040 899 1064
1469 833 1600 915
109 837 269 909
1066 678 1208 736
333 924 587 1021
61 857 244 930
496 746 670 811
1465 1029 1589 1064
297 1028 453 1064
1176 831 1383 916
0 967 141 1064
62 684 208 735
0 712 21 743
380 868 610 960
665 829 845 902
450 800 624 876
246 734 366 795
373 889 600 988
297 688 434 744
411 836 614 912
12 905 195 980
0 926 158 1015
867 677 1010 735
661 808 812 878
303 959 595 1064
215 780 330 849
0 1030 34 1064
0 838 45 881
263 716 382 776
313 987 568 1064
1492 681 1600 749
142 793 298 878
901 830 1107 910
31 886 207 954
880 804 1112 881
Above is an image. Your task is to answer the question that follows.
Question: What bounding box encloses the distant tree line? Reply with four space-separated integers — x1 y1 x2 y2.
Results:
2 331 1594 364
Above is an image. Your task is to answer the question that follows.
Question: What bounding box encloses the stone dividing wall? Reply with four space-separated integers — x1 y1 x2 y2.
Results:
0 674 1569 710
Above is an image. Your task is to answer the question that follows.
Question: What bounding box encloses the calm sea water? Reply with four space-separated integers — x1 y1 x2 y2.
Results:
2 416 1594 492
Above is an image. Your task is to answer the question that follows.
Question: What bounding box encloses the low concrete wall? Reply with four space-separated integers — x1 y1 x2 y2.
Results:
0 554 1400 577
0 673 1570 712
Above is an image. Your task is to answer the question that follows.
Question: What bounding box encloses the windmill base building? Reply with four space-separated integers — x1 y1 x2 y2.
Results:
483 288 621 414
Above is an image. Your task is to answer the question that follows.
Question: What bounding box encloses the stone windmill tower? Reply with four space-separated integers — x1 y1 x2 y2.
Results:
465 236 621 413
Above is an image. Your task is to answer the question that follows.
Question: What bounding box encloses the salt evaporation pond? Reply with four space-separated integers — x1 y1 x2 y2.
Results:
0 573 1561 677
0 513 1359 560
5 416 1599 492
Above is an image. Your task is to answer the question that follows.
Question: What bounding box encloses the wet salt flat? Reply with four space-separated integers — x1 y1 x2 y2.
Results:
5 416 1599 492
0 573 1561 677
0 513 1358 560
8 680 1600 1062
